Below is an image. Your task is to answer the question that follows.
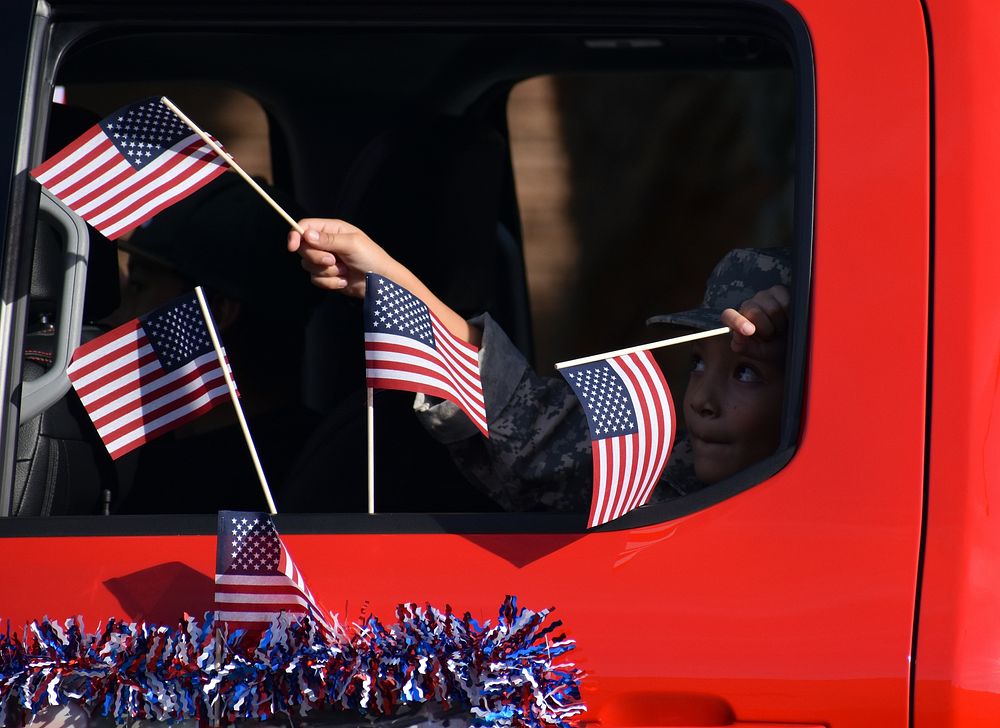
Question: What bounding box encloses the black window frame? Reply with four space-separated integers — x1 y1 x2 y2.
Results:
0 0 813 536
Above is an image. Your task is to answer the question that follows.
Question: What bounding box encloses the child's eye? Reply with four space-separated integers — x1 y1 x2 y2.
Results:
691 354 705 373
735 365 761 383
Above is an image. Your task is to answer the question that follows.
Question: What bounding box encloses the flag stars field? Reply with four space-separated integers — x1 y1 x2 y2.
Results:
364 274 488 437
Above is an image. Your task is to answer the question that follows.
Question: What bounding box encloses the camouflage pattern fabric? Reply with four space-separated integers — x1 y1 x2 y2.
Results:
646 246 792 330
414 314 705 512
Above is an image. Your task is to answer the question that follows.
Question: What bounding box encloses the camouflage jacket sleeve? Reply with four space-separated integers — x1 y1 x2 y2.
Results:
414 314 592 511
414 314 703 510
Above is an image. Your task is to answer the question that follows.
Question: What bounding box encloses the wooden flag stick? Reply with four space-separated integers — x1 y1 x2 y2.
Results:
194 286 279 515
161 96 305 235
554 326 731 370
367 387 375 515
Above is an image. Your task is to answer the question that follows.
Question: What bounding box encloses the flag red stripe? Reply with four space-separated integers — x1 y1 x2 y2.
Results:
632 353 674 508
89 146 223 231
215 583 312 596
429 317 485 397
30 126 104 179
615 354 658 516
102 165 226 240
94 368 227 434
73 136 207 216
364 339 485 403
70 319 143 362
365 356 473 398
107 396 225 459
45 140 120 197
366 377 458 405
52 144 126 201
365 337 488 435
73 347 158 401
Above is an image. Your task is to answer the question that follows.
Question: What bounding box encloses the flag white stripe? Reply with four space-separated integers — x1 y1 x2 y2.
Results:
48 145 121 197
365 332 487 415
366 366 488 430
216 574 295 586
85 142 219 222
365 345 485 407
96 368 227 436
215 593 314 606
215 610 288 622
429 318 484 393
68 326 145 376
75 349 158 400
61 159 132 206
613 355 659 514
78 349 220 408
104 383 230 454
74 134 207 216
594 439 610 527
613 432 636 521
33 129 105 184
635 354 673 507
99 158 224 237
430 316 480 368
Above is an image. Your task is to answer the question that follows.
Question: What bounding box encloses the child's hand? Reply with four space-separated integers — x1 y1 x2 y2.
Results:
288 218 405 298
720 285 790 353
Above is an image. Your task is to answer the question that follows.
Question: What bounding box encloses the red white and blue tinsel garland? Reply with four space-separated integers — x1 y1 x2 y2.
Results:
0 597 584 727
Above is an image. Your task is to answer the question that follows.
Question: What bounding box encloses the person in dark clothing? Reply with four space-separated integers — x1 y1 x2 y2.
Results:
107 173 320 514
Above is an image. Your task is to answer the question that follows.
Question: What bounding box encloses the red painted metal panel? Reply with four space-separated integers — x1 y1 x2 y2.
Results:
915 0 1000 725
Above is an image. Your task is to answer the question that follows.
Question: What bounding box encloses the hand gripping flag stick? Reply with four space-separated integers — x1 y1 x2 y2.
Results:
160 97 305 235
193 286 278 515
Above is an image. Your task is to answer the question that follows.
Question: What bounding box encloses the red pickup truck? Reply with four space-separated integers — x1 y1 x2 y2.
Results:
1 0 998 725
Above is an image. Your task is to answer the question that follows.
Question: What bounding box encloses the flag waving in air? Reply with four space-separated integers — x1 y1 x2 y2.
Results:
560 351 675 528
66 291 232 459
30 97 227 240
363 273 488 436
215 510 333 636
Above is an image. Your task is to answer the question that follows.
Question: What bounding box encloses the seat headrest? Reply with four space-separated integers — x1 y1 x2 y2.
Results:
333 116 507 317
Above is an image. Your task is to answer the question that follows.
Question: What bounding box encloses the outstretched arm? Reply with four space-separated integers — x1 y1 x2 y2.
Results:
288 218 482 346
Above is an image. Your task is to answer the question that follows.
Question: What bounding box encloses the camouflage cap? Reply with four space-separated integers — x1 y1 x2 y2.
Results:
646 247 792 330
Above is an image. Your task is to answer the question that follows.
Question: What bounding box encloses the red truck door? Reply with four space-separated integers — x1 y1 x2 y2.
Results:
0 1 929 727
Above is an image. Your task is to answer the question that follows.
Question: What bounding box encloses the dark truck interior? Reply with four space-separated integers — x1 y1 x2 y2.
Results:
9 1 808 522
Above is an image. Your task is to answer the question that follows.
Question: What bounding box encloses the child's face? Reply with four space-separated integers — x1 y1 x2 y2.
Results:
683 333 785 484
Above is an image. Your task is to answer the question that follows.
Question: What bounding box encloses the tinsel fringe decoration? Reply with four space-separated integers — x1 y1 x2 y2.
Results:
0 597 583 728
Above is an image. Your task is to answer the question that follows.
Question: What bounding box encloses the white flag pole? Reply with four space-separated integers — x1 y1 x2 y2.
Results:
554 327 730 370
160 96 305 235
194 286 278 515
367 387 375 514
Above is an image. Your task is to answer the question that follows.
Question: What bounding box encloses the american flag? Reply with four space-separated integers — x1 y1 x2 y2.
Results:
66 292 232 459
560 351 675 528
363 273 488 436
215 510 333 635
30 97 227 240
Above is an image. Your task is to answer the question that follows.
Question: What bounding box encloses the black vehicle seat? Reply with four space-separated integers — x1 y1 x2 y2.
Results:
285 115 511 513
11 105 122 516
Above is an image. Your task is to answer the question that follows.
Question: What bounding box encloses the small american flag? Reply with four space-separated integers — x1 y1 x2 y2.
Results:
215 510 332 635
66 292 232 459
30 97 227 240
364 273 488 436
560 351 675 528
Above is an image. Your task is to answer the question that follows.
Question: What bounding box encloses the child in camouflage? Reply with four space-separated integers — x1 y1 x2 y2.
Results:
288 218 791 510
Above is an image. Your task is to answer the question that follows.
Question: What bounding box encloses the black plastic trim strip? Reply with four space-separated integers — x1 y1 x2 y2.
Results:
908 1 934 725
